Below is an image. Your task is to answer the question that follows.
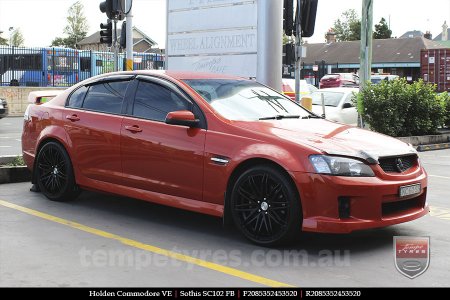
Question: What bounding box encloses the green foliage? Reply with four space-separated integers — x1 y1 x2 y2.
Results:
332 9 361 42
0 32 8 45
440 92 450 128
51 1 88 48
10 28 25 47
373 18 392 39
3 156 25 167
354 79 447 136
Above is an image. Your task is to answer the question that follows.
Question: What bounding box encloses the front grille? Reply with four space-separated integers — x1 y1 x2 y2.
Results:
379 155 417 173
382 190 426 217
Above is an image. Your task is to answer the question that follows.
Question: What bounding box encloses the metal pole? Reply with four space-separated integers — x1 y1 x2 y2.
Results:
113 20 118 72
257 0 282 91
294 0 302 103
358 0 373 128
126 0 133 71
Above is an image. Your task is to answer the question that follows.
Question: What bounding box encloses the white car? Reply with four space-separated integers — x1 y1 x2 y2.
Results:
282 78 318 100
310 88 359 126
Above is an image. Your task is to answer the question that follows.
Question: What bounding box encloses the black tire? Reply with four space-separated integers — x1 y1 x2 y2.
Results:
230 164 302 246
36 141 80 202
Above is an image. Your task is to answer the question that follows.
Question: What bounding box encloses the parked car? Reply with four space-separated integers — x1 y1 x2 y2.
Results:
0 98 8 119
310 88 359 126
370 74 399 84
22 71 428 246
282 78 317 100
319 73 359 89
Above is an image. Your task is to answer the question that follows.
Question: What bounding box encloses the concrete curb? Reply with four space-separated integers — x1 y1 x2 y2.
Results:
397 133 450 146
0 166 31 184
0 155 18 165
417 143 450 152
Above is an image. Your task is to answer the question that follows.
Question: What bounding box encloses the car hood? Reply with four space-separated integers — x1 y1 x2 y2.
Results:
234 119 416 163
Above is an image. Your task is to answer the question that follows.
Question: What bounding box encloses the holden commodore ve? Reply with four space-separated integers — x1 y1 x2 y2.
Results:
22 71 428 246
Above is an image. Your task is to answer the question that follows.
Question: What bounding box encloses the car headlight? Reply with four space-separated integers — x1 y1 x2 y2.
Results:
309 155 375 177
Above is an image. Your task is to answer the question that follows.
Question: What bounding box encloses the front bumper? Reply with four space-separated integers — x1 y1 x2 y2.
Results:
291 167 428 233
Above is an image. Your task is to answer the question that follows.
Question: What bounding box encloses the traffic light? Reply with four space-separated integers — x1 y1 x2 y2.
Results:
99 0 125 20
283 0 294 36
119 21 126 49
283 43 295 65
100 20 113 46
297 0 318 38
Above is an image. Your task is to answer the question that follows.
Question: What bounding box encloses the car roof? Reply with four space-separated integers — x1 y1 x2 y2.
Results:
92 70 246 81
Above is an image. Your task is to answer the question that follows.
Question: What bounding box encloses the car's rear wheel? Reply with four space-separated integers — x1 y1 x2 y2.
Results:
36 141 79 202
230 165 302 246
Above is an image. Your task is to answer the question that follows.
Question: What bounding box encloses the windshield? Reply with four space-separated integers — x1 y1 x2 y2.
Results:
311 91 344 107
183 79 311 121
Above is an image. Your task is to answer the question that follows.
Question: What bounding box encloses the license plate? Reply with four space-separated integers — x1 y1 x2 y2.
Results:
399 183 421 197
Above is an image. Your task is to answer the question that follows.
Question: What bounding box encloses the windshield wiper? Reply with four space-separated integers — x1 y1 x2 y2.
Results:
259 115 301 120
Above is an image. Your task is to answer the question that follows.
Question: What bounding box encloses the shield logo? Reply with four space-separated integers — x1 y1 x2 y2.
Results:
394 236 430 279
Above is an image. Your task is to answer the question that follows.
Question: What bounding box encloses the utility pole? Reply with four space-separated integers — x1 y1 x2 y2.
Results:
294 0 302 103
125 0 133 71
113 20 119 71
359 0 373 127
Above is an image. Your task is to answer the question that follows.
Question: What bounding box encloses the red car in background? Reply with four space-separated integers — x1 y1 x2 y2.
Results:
22 71 428 246
319 73 359 89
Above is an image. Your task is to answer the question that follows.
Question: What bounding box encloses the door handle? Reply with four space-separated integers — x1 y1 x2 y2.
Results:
125 125 143 133
66 114 80 122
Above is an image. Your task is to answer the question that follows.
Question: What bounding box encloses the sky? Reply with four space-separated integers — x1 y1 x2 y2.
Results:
0 0 449 48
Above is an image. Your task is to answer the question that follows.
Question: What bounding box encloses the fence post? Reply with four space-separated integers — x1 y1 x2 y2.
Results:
52 48 55 87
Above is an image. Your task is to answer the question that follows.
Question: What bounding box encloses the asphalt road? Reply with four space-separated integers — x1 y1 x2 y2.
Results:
0 117 23 156
0 122 449 287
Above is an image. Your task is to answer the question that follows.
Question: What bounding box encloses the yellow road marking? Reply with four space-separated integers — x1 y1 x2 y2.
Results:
429 206 450 221
0 199 293 288
428 175 450 180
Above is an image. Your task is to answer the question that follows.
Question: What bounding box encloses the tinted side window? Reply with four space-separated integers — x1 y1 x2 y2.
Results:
67 86 88 108
344 93 355 106
133 81 190 121
82 81 129 114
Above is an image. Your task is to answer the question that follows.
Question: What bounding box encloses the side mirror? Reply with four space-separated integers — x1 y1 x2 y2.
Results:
342 103 353 109
165 110 199 127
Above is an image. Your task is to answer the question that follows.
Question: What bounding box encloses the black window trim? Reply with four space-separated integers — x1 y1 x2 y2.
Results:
126 75 207 129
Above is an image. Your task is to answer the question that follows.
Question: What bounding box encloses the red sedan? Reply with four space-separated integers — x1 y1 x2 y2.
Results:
22 71 428 246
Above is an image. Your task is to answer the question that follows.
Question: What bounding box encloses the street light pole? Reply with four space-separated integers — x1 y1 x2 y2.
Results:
8 27 14 46
125 0 133 71
294 0 302 104
359 0 373 128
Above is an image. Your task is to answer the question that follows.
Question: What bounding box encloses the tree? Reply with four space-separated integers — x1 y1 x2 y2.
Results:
0 32 8 45
373 18 392 39
10 28 25 46
332 9 361 41
51 1 88 48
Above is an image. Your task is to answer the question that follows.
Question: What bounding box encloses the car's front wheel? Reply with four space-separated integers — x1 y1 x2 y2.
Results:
230 165 302 246
36 141 79 202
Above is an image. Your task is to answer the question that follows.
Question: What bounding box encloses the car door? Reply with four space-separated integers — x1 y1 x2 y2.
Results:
340 92 358 125
64 76 133 184
120 76 206 201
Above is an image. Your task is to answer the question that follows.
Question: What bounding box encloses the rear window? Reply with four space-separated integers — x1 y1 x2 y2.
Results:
82 81 129 114
321 75 339 81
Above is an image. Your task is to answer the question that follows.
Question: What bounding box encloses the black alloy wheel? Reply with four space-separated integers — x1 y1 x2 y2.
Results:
36 141 79 201
230 165 301 246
